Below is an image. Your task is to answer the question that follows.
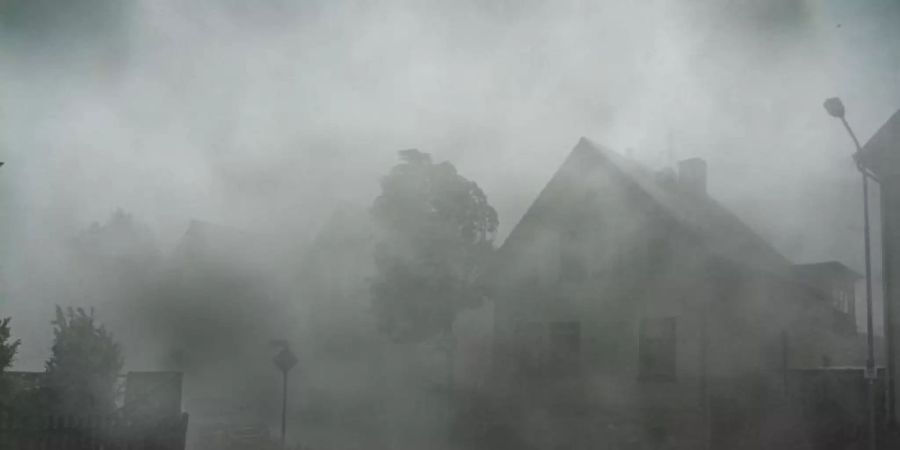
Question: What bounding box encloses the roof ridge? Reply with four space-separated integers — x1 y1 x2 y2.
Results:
496 137 792 276
577 139 793 271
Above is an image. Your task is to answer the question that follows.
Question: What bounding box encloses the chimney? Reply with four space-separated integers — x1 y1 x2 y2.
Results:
678 158 707 195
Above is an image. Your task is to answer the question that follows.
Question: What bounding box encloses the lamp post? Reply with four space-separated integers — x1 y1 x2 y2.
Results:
824 96 878 450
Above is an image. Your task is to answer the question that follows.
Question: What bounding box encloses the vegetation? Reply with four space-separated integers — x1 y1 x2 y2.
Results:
43 306 123 416
0 317 21 408
0 317 19 373
371 149 498 343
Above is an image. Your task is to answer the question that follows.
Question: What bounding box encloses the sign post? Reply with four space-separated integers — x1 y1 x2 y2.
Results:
272 344 298 449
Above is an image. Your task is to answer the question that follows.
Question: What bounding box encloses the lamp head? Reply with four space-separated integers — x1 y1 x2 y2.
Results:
824 97 846 119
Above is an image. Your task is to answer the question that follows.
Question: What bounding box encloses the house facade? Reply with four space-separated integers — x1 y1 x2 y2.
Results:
486 138 868 449
858 108 900 425
792 262 861 340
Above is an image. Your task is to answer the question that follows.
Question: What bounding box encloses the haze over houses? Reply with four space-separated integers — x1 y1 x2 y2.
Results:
859 108 900 426
2 131 897 450
10 0 900 448
470 138 879 449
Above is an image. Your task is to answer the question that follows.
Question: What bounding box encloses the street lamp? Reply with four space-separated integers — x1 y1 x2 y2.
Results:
824 96 879 450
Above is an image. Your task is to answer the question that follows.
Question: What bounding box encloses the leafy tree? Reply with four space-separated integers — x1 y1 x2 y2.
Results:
371 149 498 343
0 317 19 373
0 317 21 407
43 306 123 416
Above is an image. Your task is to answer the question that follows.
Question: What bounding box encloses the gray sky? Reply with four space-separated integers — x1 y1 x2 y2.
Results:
2 0 900 365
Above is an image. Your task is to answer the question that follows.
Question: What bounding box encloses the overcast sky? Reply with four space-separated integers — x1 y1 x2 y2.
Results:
2 0 900 365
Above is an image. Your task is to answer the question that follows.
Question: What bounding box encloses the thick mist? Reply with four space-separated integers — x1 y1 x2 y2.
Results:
2 0 900 447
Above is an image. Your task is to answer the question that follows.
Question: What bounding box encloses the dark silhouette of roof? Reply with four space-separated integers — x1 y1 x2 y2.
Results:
860 109 900 178
496 137 792 274
174 220 253 256
170 219 287 275
793 261 862 282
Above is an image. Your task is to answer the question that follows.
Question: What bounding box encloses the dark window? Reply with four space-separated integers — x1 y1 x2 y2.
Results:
549 321 581 369
515 320 581 376
830 287 855 334
831 288 852 314
515 321 547 374
638 317 676 381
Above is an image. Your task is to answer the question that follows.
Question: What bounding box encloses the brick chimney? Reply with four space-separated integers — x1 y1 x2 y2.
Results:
678 158 707 196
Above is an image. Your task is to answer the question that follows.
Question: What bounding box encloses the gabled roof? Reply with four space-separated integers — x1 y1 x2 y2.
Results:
173 220 255 261
860 109 900 178
793 261 862 283
496 137 792 275
170 220 289 274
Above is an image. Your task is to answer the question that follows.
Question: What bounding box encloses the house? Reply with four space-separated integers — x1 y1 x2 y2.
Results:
792 262 861 337
485 138 868 449
173 214 392 450
857 107 900 426
161 220 298 448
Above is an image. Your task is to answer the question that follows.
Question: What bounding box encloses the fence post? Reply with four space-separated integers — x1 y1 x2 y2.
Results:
0 410 6 450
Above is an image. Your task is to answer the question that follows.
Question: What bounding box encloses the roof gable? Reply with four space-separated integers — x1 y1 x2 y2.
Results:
495 137 792 278
860 109 900 178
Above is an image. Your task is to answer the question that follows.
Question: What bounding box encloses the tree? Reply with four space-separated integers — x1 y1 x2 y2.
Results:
0 317 21 407
43 306 123 416
371 149 498 343
0 317 19 373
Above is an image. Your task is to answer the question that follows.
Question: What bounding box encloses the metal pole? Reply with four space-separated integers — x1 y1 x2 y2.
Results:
282 369 288 449
882 187 896 426
863 169 879 450
700 307 710 450
841 116 878 450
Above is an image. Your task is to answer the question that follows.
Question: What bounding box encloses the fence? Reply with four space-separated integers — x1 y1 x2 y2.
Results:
0 412 189 450
786 367 886 450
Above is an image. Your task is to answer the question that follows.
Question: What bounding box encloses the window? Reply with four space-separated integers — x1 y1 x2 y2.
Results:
831 288 853 314
638 317 676 381
515 321 547 373
514 320 581 376
831 288 856 334
549 321 581 369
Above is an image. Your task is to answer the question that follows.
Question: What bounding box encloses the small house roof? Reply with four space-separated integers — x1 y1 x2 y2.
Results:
859 109 900 178
495 138 792 275
793 261 863 282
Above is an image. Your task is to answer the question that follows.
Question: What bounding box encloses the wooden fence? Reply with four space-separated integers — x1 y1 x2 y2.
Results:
0 412 188 450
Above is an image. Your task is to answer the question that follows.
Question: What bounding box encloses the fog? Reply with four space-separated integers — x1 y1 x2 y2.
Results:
2 0 900 448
